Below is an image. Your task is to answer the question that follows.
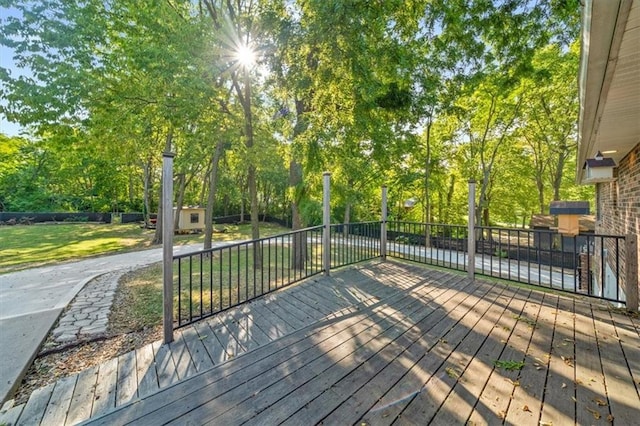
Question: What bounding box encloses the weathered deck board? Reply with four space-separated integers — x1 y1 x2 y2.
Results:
574 298 610 425
150 340 179 389
17 382 53 425
539 296 576 425
65 365 98 425
426 287 524 425
178 325 215 373
0 402 23 426
359 279 498 425
40 375 75 426
192 320 228 364
89 357 117 418
134 342 159 398
115 350 137 406
465 288 535 424
222 279 469 425
591 304 640 424
505 293 558 425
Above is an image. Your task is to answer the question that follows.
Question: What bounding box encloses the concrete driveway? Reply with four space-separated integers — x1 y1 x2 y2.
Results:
0 242 228 404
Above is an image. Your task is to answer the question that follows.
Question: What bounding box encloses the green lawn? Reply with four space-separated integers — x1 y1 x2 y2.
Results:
0 222 288 273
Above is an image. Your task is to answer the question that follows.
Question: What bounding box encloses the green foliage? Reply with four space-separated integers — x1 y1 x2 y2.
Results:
0 1 587 229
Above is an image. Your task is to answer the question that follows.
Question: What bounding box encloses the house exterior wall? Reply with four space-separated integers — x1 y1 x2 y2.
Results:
595 142 640 307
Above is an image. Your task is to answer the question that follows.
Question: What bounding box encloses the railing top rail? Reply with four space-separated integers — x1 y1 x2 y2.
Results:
474 225 626 239
387 220 467 227
330 221 382 226
173 225 324 260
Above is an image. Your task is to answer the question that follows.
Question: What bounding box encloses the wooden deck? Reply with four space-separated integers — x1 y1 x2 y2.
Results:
2 260 639 425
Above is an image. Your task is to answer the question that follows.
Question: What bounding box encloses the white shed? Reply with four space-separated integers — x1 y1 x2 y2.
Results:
173 207 206 232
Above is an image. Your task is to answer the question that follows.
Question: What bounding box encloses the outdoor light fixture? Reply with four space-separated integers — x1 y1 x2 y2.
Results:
583 151 616 183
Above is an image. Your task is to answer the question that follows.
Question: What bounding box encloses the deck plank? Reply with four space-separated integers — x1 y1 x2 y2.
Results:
298 287 351 315
425 286 524 425
135 343 159 398
40 375 76 426
609 310 640 398
591 304 640 424
168 330 198 381
115 350 138 406
539 296 577 425
151 340 179 388
0 402 24 426
179 325 215 372
21 261 637 426
16 382 53 426
230 310 273 347
192 320 228 364
504 293 558 426
65 364 99 425
573 299 610 425
209 314 247 359
241 300 297 339
90 357 118 418
463 288 534 425
260 297 310 330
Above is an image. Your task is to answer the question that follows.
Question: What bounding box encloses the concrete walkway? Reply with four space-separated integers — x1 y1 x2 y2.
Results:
0 242 237 404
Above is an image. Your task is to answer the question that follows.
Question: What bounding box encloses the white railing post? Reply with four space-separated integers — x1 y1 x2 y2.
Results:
381 186 388 260
162 152 175 344
323 172 331 275
468 179 476 282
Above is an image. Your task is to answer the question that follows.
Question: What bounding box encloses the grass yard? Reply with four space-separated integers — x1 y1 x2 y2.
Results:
0 221 288 273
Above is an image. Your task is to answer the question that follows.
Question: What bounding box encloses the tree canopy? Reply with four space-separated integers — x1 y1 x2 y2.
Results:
0 0 591 233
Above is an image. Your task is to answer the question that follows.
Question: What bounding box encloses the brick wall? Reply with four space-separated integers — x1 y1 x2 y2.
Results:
595 142 640 309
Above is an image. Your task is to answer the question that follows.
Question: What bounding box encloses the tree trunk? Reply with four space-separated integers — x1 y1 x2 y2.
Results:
174 173 186 230
423 117 432 247
152 129 174 245
343 202 351 238
290 98 309 270
204 140 225 250
199 159 212 207
290 160 307 270
142 159 152 227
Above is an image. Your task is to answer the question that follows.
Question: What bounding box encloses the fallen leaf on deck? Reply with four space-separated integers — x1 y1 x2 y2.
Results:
539 421 553 426
522 405 531 412
586 407 601 420
607 414 614 422
561 383 567 389
594 398 607 406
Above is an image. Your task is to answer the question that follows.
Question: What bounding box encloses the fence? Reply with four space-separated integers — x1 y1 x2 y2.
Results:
384 221 628 305
173 226 323 328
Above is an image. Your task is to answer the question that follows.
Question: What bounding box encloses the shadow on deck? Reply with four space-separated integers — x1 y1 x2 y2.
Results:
2 260 639 425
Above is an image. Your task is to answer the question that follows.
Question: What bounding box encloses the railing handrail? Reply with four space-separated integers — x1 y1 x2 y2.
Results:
173 225 324 260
